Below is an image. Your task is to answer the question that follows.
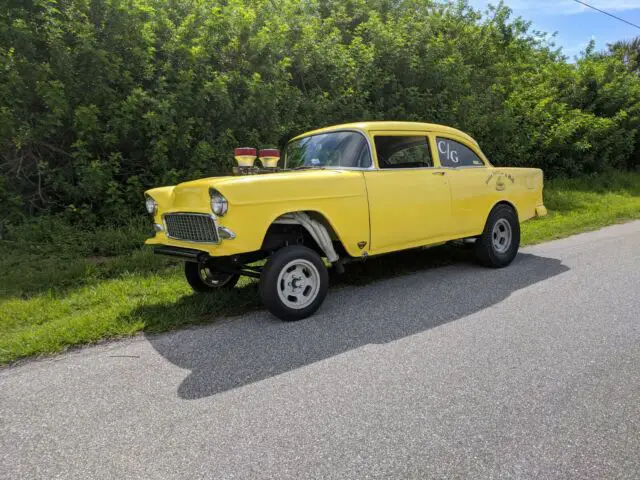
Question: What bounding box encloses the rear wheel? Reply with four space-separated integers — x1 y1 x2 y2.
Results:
474 204 520 268
184 262 240 292
259 245 329 321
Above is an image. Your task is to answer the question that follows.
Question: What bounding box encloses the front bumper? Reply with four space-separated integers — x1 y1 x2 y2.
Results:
152 244 266 278
152 245 210 263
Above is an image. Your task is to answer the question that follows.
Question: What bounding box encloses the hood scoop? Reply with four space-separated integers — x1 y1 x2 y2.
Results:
233 147 282 175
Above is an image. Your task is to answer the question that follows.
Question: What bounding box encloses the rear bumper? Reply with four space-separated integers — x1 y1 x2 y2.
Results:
535 205 548 217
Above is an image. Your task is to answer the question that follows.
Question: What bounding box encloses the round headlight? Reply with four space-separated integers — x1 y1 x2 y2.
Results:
210 189 228 216
145 196 157 215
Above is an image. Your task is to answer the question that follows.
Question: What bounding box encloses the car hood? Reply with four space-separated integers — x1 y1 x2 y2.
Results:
146 169 366 212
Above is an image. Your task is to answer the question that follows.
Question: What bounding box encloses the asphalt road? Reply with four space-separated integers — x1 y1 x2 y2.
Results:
2 222 640 479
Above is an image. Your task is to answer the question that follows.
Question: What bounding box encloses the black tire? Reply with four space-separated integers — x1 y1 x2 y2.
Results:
184 262 240 292
474 204 520 268
259 245 329 321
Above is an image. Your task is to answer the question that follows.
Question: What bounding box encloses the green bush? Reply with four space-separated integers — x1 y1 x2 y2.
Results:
1 0 639 229
3 215 150 257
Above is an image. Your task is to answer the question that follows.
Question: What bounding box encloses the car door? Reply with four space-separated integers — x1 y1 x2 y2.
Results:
431 134 494 236
363 132 452 254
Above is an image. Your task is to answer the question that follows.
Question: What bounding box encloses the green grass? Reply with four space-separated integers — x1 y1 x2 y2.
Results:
523 172 640 244
1 171 639 365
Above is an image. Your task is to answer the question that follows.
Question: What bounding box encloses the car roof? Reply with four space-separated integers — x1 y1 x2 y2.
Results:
289 121 479 146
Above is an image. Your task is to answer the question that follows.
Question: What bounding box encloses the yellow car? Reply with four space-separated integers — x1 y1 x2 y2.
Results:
145 121 546 320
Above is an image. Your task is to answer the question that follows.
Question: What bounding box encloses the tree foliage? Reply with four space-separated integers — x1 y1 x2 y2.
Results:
1 0 639 226
609 36 640 74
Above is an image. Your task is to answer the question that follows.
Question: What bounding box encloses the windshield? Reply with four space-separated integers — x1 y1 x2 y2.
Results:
285 131 372 169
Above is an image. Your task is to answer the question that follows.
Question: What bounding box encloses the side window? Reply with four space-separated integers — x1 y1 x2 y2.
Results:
436 138 485 168
354 141 372 168
374 136 432 169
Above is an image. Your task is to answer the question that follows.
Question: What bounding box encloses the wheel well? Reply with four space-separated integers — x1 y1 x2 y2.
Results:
261 223 322 254
261 211 347 259
492 201 518 219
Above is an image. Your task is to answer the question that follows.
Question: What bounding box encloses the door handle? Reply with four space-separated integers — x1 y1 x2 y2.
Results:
432 171 446 176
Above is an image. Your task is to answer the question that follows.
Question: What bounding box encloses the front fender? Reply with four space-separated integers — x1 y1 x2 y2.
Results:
218 197 368 258
146 170 370 258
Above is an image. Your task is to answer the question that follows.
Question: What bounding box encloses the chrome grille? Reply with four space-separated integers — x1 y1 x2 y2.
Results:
164 213 219 243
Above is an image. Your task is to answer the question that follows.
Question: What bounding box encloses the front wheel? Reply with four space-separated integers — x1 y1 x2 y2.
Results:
259 245 329 321
184 262 240 292
474 204 520 268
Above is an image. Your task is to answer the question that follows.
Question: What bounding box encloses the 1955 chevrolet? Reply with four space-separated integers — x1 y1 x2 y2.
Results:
144 121 547 320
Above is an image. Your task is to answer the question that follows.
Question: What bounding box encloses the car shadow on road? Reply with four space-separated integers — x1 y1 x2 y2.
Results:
145 251 569 400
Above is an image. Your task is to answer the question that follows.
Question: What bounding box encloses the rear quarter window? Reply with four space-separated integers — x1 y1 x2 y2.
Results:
436 138 485 168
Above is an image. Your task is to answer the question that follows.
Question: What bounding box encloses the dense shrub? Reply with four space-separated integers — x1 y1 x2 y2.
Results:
1 0 639 229
2 215 150 256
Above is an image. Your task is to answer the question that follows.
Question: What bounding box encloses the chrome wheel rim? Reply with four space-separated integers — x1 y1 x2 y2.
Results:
492 218 512 254
199 267 235 288
277 259 320 310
